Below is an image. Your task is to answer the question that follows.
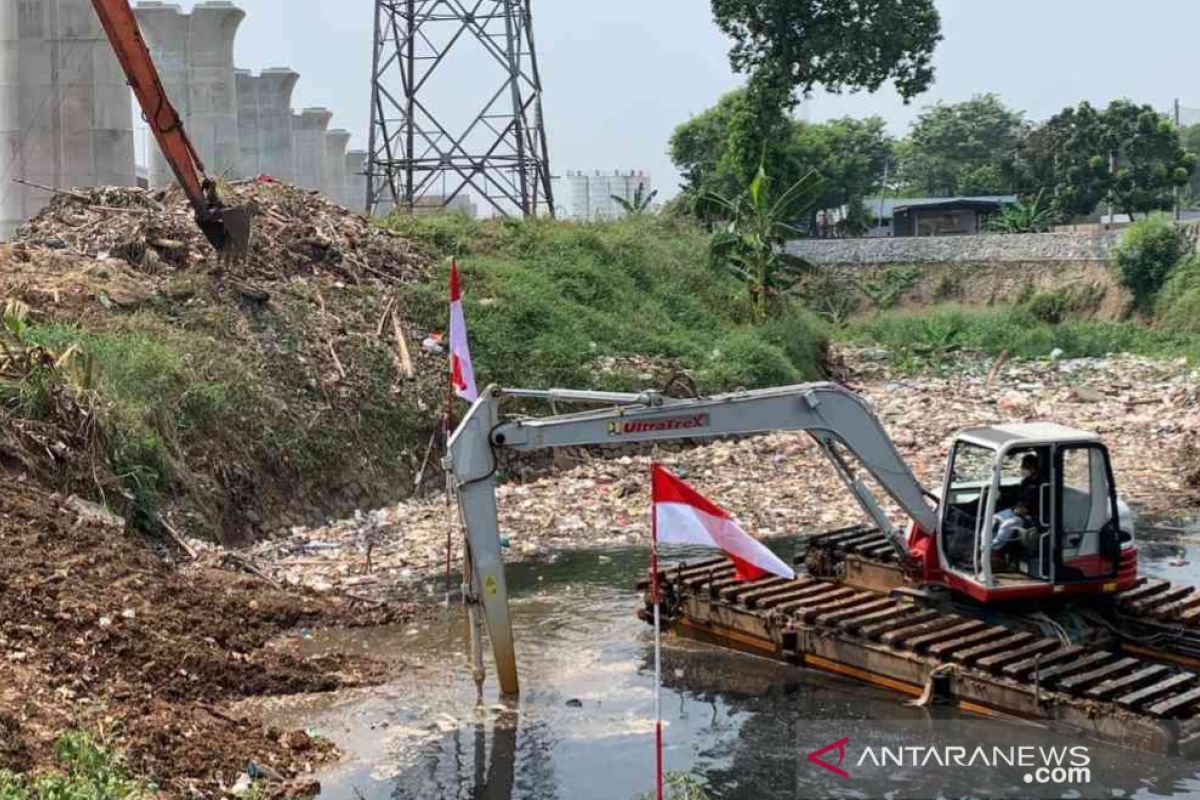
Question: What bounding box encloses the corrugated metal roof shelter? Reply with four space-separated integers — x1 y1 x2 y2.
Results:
893 198 1012 237
862 195 1016 237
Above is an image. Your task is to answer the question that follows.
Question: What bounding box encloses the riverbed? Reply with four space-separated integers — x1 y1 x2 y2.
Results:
256 526 1200 800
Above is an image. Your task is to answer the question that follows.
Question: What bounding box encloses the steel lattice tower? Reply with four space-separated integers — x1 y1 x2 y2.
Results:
366 0 554 218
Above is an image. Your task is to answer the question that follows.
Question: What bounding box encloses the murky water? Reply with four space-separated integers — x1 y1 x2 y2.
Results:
260 525 1200 800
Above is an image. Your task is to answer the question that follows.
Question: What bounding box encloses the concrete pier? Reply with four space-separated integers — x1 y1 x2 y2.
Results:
324 130 351 208
0 0 136 237
292 107 332 193
134 1 244 187
345 150 368 213
236 67 299 181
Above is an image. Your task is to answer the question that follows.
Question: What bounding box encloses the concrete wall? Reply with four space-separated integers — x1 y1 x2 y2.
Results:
135 1 244 187
235 67 298 180
787 231 1121 266
292 107 331 193
324 129 350 208
0 0 136 237
345 149 367 213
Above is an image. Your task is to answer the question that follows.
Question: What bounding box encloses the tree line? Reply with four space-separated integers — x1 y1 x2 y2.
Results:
670 91 1199 234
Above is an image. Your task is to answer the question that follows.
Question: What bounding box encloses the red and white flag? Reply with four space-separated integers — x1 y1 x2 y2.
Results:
651 464 794 581
448 259 478 403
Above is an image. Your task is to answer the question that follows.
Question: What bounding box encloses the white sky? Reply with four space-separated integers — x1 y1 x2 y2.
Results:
142 0 1200 201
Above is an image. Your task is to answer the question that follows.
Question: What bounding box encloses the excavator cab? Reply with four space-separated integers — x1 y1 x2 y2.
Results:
934 423 1137 602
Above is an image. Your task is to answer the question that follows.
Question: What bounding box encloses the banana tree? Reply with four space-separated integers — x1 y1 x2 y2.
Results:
703 165 824 321
612 184 659 216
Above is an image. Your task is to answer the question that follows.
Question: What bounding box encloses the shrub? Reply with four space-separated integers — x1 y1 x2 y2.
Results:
933 272 963 301
0 730 150 799
1020 283 1107 324
1112 215 1192 311
796 270 861 324
699 329 801 390
856 266 922 311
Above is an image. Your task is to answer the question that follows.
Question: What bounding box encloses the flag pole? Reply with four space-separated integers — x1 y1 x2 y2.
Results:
651 465 664 800
444 256 461 608
444 369 455 608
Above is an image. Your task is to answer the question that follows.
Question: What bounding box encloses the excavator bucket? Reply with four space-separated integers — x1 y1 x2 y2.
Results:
197 205 253 257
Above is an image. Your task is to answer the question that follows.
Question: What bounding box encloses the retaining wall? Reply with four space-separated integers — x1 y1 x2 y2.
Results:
787 231 1121 266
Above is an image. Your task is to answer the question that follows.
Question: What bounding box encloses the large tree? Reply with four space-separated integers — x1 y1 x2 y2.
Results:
670 93 893 231
711 0 941 103
791 117 893 234
708 0 941 184
1013 100 1196 220
896 94 1025 196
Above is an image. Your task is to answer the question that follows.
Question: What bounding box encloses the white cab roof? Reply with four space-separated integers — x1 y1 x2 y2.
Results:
958 423 1101 450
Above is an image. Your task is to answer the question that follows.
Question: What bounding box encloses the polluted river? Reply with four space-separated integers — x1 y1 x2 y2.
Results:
246 523 1200 800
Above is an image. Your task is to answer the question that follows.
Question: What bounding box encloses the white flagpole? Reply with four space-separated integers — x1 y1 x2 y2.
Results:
651 466 664 800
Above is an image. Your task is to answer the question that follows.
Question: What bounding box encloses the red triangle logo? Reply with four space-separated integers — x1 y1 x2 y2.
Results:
807 737 850 779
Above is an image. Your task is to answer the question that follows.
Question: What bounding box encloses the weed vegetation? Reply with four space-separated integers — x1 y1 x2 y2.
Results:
841 303 1199 369
0 731 151 799
385 213 828 391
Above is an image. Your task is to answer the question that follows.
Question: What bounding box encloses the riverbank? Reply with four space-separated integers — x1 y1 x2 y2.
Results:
247 348 1200 598
0 478 425 796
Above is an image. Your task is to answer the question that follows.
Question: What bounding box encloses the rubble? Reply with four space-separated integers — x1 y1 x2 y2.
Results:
12 180 427 285
249 348 1200 598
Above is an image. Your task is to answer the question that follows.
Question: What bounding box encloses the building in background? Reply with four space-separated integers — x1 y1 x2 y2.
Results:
859 196 1017 237
565 170 652 221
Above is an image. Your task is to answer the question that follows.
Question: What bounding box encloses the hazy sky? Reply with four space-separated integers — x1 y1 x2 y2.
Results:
198 0 1200 202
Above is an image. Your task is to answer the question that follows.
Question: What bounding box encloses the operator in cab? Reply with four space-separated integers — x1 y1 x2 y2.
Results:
991 454 1041 555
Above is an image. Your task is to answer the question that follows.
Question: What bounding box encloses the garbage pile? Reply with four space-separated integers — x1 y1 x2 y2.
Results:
13 180 427 285
248 347 1200 597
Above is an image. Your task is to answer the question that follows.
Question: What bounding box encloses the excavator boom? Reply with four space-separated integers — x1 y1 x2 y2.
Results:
445 382 938 696
89 0 251 254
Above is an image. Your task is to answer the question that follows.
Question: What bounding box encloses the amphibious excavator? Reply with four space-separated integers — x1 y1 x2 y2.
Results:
89 0 252 254
446 382 1200 753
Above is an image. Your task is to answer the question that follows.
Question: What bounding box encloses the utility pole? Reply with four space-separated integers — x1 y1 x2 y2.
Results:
878 160 890 237
366 0 555 218
1175 98 1183 222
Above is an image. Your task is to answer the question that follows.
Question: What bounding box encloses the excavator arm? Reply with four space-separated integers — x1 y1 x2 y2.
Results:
89 0 251 254
445 382 938 696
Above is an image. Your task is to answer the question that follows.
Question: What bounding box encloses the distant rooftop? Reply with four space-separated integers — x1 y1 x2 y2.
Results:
864 195 1018 219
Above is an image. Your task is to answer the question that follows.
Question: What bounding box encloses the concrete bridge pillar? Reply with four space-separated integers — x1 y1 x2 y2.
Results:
0 0 136 237
324 129 350 208
292 107 331 193
236 67 299 180
134 1 244 187
345 149 367 213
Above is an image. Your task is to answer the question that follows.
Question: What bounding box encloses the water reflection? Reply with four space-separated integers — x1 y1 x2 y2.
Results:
262 537 1200 800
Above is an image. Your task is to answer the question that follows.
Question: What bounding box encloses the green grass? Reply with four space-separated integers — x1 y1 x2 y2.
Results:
0 731 151 799
839 303 1200 369
386 214 827 392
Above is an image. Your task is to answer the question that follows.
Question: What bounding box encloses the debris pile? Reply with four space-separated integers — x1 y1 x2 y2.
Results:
0 479 411 796
13 180 428 285
1 181 445 541
249 348 1200 598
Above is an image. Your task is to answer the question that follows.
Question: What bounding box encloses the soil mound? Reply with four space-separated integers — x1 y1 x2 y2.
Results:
0 477 408 795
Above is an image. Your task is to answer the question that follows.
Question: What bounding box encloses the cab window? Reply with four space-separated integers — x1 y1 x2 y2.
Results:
1056 445 1119 580
943 441 994 573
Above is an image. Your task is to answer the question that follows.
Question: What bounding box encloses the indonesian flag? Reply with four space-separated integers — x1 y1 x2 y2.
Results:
449 259 478 403
652 465 794 581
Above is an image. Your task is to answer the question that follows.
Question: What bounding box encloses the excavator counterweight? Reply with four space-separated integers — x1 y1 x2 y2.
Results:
89 0 252 255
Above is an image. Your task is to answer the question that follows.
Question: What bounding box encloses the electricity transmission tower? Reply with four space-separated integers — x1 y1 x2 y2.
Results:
366 0 555 218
